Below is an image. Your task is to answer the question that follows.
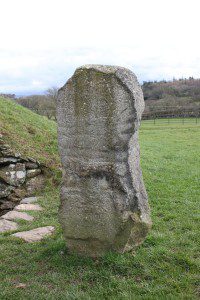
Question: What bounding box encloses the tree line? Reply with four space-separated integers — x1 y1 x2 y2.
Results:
16 87 58 120
7 77 200 120
142 77 200 101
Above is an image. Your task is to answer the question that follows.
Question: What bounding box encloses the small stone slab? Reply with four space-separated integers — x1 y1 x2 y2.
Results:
14 204 43 211
0 219 18 233
1 211 34 221
20 197 38 204
26 169 41 179
0 157 18 164
25 162 39 169
11 226 55 242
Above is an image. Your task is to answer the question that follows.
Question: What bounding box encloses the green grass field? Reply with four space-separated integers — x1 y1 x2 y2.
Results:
0 98 199 299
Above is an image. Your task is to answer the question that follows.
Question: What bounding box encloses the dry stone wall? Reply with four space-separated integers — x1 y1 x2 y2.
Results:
0 135 45 216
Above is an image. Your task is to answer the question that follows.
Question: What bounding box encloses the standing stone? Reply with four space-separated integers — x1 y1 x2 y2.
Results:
57 65 151 257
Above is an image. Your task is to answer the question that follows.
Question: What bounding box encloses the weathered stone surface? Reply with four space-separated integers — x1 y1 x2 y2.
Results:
0 182 14 198
11 226 55 242
25 162 39 169
0 148 21 158
57 65 151 257
26 169 41 179
20 197 38 204
14 204 42 211
1 210 34 221
0 219 18 233
0 157 18 164
0 163 26 186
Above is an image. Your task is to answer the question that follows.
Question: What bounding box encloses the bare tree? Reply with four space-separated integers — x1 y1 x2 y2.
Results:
45 87 59 120
17 86 59 120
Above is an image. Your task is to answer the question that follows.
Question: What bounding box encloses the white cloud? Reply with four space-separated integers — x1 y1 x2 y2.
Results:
0 0 199 94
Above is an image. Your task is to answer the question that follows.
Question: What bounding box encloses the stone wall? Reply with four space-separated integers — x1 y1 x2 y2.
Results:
0 135 45 216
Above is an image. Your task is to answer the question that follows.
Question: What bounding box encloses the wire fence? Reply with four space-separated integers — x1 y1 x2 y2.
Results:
16 102 200 125
142 106 200 125
142 117 200 125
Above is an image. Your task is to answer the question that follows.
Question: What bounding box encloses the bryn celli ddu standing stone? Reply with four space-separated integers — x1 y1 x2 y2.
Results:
57 65 151 257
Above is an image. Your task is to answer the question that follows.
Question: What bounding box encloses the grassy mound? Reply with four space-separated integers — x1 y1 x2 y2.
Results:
0 98 199 299
0 97 59 170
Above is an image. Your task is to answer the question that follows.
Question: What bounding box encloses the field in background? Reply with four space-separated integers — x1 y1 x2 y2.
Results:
142 78 200 119
0 99 199 300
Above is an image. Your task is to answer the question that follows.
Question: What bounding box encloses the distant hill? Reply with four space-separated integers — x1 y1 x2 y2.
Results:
142 78 200 118
0 93 16 99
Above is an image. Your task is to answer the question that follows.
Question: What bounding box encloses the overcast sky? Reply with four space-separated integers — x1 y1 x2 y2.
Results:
0 0 199 96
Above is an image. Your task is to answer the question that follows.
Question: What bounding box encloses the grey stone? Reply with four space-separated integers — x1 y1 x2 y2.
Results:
26 169 41 179
20 197 38 204
0 157 18 164
0 163 26 186
25 162 39 169
0 148 21 158
11 226 55 242
1 210 34 221
27 157 37 163
0 219 18 233
57 65 151 257
0 182 14 198
14 204 42 211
